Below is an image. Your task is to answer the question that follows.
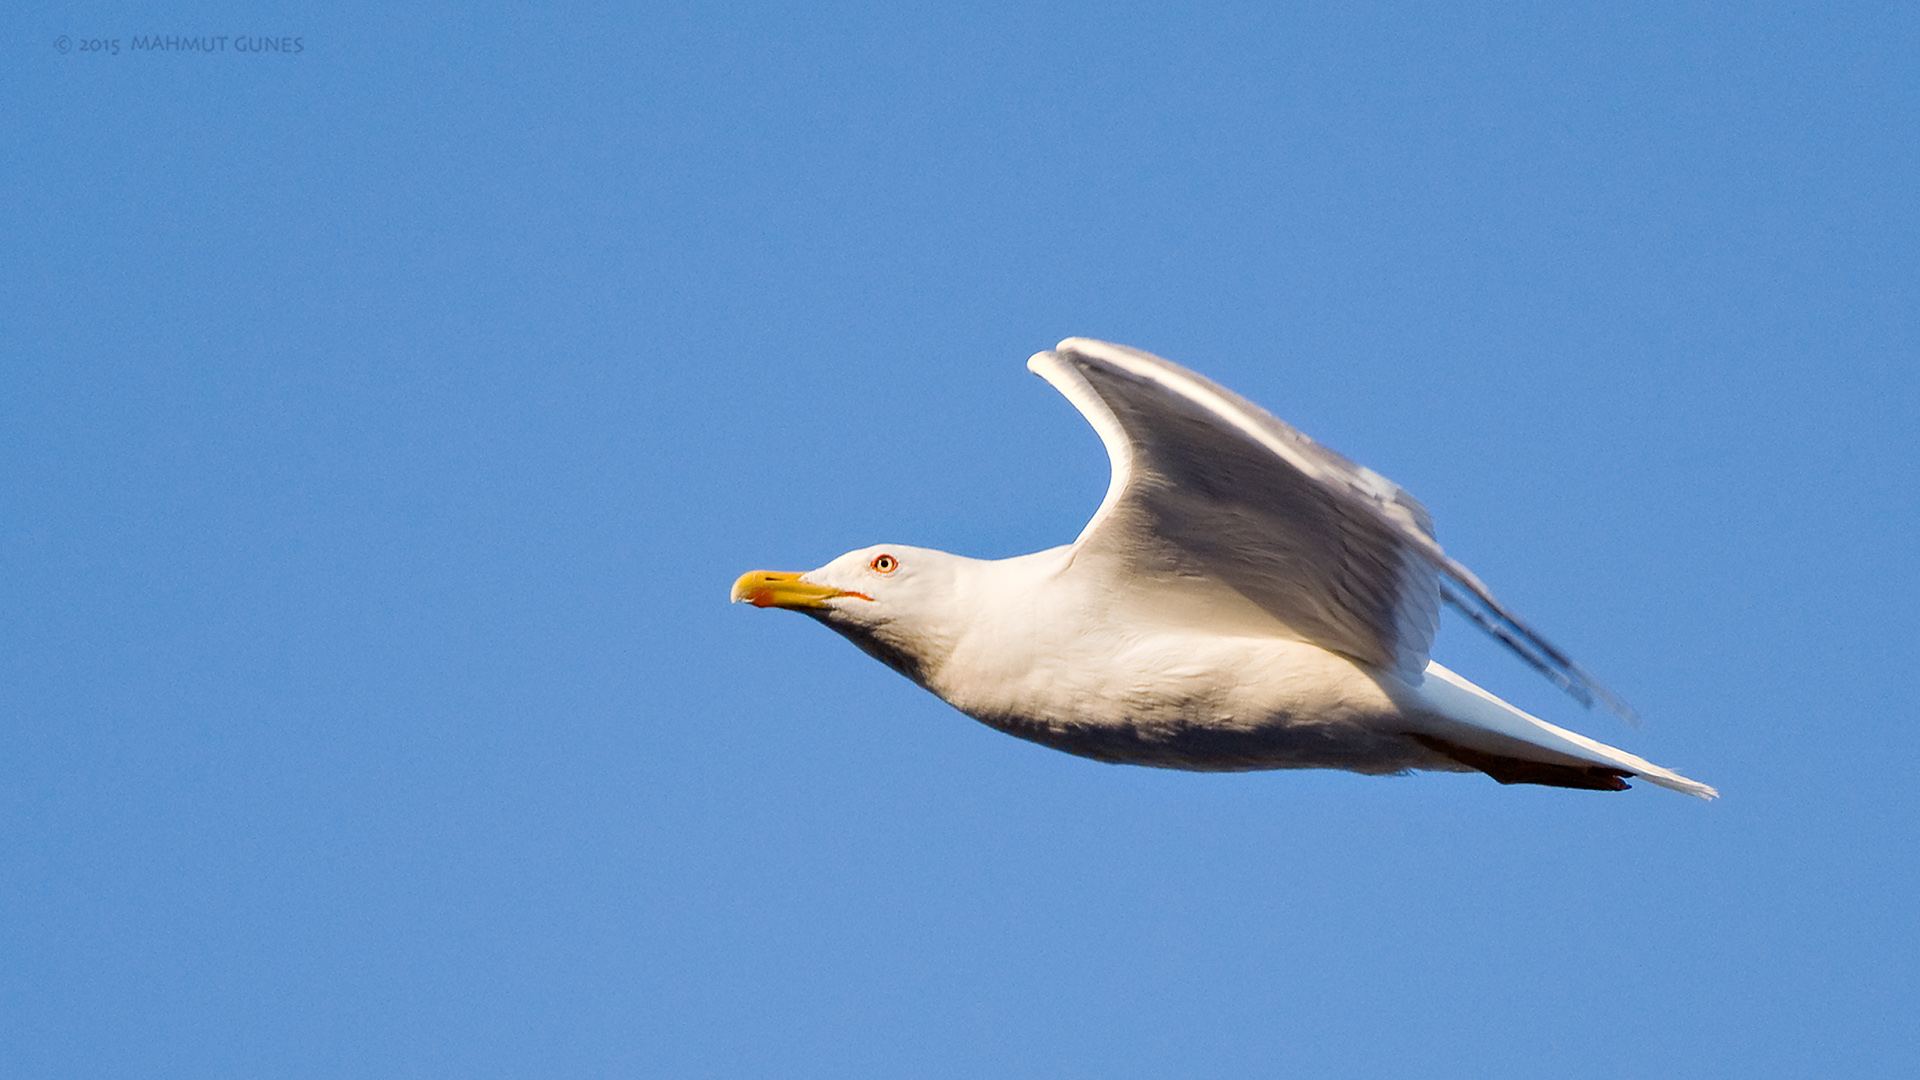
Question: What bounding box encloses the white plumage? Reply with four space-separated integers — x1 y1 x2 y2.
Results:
733 338 1715 798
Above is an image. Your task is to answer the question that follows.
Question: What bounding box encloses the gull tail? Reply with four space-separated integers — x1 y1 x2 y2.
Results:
1406 663 1718 799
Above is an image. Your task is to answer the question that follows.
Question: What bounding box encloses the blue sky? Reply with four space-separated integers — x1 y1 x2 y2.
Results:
4 2 1916 1076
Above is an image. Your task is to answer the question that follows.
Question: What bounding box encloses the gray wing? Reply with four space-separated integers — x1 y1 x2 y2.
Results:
1028 338 1637 719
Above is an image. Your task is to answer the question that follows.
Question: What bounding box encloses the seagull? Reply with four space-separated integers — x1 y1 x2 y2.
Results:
732 339 1715 798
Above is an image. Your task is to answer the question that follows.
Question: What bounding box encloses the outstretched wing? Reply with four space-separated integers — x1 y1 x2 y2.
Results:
1028 338 1636 720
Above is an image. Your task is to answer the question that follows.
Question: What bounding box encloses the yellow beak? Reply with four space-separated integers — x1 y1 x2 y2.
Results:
730 570 867 609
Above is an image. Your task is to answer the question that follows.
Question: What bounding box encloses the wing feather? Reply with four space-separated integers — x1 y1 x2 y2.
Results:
1029 338 1636 721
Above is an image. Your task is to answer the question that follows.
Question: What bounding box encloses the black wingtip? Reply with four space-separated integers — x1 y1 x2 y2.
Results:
1439 580 1640 726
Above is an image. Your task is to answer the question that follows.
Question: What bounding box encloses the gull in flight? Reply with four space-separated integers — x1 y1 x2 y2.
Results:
733 339 1715 798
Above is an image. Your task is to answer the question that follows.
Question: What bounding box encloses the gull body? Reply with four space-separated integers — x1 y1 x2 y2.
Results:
734 339 1715 798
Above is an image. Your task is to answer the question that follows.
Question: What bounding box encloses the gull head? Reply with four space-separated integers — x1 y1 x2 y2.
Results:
731 544 964 685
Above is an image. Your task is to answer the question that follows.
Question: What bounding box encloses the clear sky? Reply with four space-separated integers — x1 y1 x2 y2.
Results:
4 3 1916 1077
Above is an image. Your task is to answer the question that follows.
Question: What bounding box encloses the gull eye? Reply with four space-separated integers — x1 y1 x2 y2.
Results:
870 553 898 574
